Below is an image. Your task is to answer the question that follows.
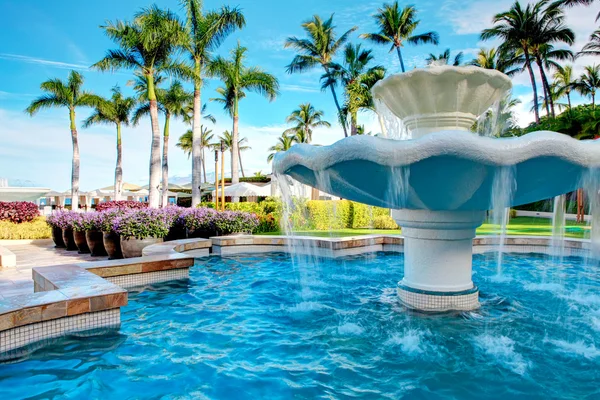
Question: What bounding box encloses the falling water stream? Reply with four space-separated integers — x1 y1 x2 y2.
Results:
490 166 516 277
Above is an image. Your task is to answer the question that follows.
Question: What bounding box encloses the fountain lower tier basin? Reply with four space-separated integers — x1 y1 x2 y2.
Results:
2 252 599 398
273 131 600 210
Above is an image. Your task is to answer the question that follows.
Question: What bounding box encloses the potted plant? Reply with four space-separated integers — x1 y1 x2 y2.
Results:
70 213 91 254
81 212 107 257
99 208 124 260
163 206 188 241
113 209 173 258
45 213 65 248
53 211 78 251
184 207 218 238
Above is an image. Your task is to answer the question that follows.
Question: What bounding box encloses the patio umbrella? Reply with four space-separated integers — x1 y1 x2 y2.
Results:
211 182 271 197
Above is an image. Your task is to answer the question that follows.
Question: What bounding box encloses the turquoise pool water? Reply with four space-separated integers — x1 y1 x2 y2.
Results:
1 252 599 399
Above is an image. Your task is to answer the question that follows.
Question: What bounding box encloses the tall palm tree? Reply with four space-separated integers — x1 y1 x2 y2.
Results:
325 44 386 135
482 1 548 124
132 81 192 205
283 103 330 143
267 134 295 163
180 0 245 206
576 65 600 107
553 65 576 110
285 14 356 137
93 6 186 208
468 47 522 76
177 125 214 182
208 43 278 188
82 86 136 201
219 130 251 178
580 29 600 56
426 48 464 66
360 3 439 72
25 70 99 210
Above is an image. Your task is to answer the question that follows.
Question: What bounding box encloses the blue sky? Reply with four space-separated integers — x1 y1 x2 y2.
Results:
0 0 598 190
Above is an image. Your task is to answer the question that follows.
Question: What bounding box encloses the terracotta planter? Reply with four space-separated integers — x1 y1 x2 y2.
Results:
85 230 107 257
120 237 163 258
73 230 90 254
165 225 187 241
103 232 123 260
52 226 65 248
187 228 216 239
61 228 78 251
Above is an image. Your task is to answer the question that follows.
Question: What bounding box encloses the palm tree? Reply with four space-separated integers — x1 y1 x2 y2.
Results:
481 1 547 124
553 65 576 110
576 65 600 107
468 47 522 76
426 48 464 66
209 43 278 188
555 0 599 21
283 103 330 143
284 15 356 137
360 3 439 72
180 0 245 206
325 44 386 135
580 29 600 56
25 70 100 210
82 86 136 201
93 6 186 208
219 130 251 178
267 134 295 163
177 125 214 182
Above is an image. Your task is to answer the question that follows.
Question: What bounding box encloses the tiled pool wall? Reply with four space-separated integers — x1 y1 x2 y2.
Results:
0 235 593 360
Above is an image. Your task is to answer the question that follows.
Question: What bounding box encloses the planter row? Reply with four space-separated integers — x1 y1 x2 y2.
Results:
51 226 215 259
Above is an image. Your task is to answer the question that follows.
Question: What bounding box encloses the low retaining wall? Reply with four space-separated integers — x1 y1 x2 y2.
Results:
0 245 16 268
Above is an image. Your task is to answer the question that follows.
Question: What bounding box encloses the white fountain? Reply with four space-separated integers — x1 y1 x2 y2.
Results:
273 66 600 312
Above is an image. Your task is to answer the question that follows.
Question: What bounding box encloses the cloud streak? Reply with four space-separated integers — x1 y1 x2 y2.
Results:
0 53 89 70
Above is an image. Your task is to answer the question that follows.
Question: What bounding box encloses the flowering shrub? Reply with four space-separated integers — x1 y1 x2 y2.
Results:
96 200 148 212
79 212 103 231
162 206 189 228
255 213 279 233
213 210 259 234
0 201 39 223
184 207 217 232
98 208 123 233
112 208 173 240
46 210 78 230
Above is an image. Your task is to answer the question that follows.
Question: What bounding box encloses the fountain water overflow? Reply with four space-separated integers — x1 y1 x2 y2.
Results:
273 66 600 312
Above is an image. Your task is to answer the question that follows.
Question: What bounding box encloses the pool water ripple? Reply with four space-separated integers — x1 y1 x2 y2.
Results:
1 251 600 399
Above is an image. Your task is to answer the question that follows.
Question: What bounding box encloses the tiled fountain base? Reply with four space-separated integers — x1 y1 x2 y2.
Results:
397 285 479 312
107 268 189 289
0 309 120 360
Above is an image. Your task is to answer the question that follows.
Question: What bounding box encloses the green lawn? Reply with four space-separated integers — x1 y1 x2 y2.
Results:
258 217 590 239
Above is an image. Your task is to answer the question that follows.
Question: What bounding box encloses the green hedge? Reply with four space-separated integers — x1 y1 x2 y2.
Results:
306 200 353 230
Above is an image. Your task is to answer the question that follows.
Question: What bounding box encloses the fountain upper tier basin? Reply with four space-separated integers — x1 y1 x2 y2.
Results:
273 131 600 211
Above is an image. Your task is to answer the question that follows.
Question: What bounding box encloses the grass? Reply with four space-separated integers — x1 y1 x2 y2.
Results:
0 217 52 240
257 217 590 239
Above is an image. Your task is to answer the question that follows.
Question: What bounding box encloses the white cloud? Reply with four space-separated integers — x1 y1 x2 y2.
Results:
0 53 89 70
280 84 320 93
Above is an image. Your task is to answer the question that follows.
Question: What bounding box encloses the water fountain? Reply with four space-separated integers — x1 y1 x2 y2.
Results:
273 65 600 312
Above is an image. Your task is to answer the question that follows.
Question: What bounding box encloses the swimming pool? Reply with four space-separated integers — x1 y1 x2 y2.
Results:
1 251 599 399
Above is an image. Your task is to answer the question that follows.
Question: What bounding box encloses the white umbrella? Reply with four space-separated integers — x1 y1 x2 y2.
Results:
212 182 271 197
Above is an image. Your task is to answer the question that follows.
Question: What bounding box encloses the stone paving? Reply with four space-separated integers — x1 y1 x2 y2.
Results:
0 240 107 299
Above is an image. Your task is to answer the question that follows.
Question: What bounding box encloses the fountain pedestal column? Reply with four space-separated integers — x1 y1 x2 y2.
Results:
392 209 486 312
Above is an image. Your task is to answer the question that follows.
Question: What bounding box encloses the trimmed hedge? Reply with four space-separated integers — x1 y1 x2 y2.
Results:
96 200 148 212
306 200 353 230
0 217 51 239
0 201 39 223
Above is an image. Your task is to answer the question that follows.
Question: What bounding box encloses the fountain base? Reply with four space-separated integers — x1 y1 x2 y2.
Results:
392 209 486 312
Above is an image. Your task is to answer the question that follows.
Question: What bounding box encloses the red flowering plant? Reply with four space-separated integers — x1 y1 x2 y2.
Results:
96 201 148 212
0 201 39 223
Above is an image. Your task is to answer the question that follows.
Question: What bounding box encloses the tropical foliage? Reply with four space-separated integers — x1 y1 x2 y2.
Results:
283 103 330 143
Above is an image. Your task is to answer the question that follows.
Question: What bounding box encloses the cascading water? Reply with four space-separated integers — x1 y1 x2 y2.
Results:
490 166 516 277
374 98 410 140
551 194 567 264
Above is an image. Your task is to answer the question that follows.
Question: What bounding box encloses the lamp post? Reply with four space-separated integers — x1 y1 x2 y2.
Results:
220 140 226 211
214 149 219 210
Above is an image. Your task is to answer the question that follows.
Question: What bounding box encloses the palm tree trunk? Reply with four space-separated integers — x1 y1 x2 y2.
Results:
232 96 240 190
238 147 245 178
524 50 540 124
395 45 406 73
351 111 358 136
147 74 161 208
161 113 170 207
69 107 80 211
202 147 207 183
535 55 554 117
114 123 123 201
191 60 203 207
567 92 572 110
324 65 349 138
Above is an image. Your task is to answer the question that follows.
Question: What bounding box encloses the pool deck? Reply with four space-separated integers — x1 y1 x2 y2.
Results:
0 240 108 299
